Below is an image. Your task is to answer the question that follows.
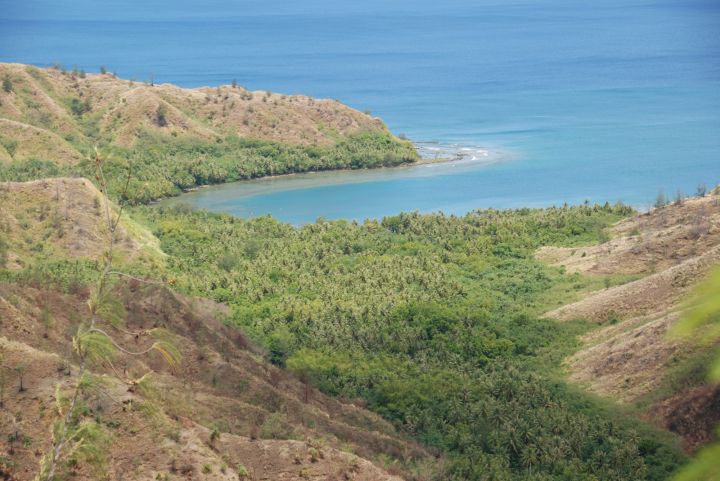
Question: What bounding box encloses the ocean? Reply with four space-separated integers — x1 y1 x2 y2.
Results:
2 0 719 223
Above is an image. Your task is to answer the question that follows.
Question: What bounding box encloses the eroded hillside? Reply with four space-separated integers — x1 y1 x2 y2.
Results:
0 62 392 153
0 179 430 481
538 191 720 450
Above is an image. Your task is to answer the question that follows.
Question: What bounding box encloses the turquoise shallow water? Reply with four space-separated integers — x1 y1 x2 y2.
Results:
2 0 719 223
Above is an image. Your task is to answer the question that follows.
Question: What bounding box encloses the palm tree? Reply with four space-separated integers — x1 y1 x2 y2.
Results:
521 445 539 476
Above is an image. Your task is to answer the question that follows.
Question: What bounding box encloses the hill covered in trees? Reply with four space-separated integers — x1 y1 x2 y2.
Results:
0 62 417 203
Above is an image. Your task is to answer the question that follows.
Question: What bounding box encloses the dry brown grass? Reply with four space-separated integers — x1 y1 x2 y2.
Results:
0 279 425 480
546 245 720 324
537 191 720 449
0 62 391 159
537 193 720 276
565 308 684 402
0 178 164 269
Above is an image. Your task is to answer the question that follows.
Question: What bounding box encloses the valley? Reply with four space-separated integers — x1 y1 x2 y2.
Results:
1 173 718 480
0 60 718 481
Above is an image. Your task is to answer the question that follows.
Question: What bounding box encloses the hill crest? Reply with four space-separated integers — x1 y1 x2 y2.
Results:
0 62 397 162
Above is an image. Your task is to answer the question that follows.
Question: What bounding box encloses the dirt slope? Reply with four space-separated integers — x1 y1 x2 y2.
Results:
546 245 720 324
538 190 720 450
0 178 430 480
0 282 423 480
0 62 392 160
537 194 720 277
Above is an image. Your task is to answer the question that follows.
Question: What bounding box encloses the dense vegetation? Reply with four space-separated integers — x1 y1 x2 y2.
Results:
0 130 418 204
122 203 687 481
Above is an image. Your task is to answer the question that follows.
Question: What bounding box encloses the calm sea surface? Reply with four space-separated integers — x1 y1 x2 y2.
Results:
2 0 719 223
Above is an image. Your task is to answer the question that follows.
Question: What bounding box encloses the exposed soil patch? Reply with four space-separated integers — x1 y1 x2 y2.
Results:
0 281 428 480
646 385 720 452
540 192 720 450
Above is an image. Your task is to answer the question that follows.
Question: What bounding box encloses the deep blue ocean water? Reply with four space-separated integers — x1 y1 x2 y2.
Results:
2 0 719 223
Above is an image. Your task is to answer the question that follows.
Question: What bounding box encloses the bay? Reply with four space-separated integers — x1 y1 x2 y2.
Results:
2 0 719 223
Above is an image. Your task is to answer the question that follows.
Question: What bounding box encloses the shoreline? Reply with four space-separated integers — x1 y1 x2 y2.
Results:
170 141 502 197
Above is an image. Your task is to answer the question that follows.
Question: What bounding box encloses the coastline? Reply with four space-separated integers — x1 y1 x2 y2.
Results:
167 141 503 198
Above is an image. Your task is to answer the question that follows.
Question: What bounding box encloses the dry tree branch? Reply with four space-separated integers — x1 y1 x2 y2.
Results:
36 148 177 481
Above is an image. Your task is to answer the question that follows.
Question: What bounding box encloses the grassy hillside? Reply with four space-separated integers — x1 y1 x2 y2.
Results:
538 191 720 452
0 178 164 270
0 63 418 203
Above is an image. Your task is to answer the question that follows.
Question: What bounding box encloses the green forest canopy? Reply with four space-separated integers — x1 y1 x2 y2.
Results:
3 197 692 480
123 203 685 481
0 130 418 204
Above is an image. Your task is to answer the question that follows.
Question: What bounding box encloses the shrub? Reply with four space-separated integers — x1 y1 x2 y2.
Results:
156 103 168 127
655 189 667 208
675 189 684 205
307 447 319 463
209 425 221 445
259 413 293 440
68 97 91 116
